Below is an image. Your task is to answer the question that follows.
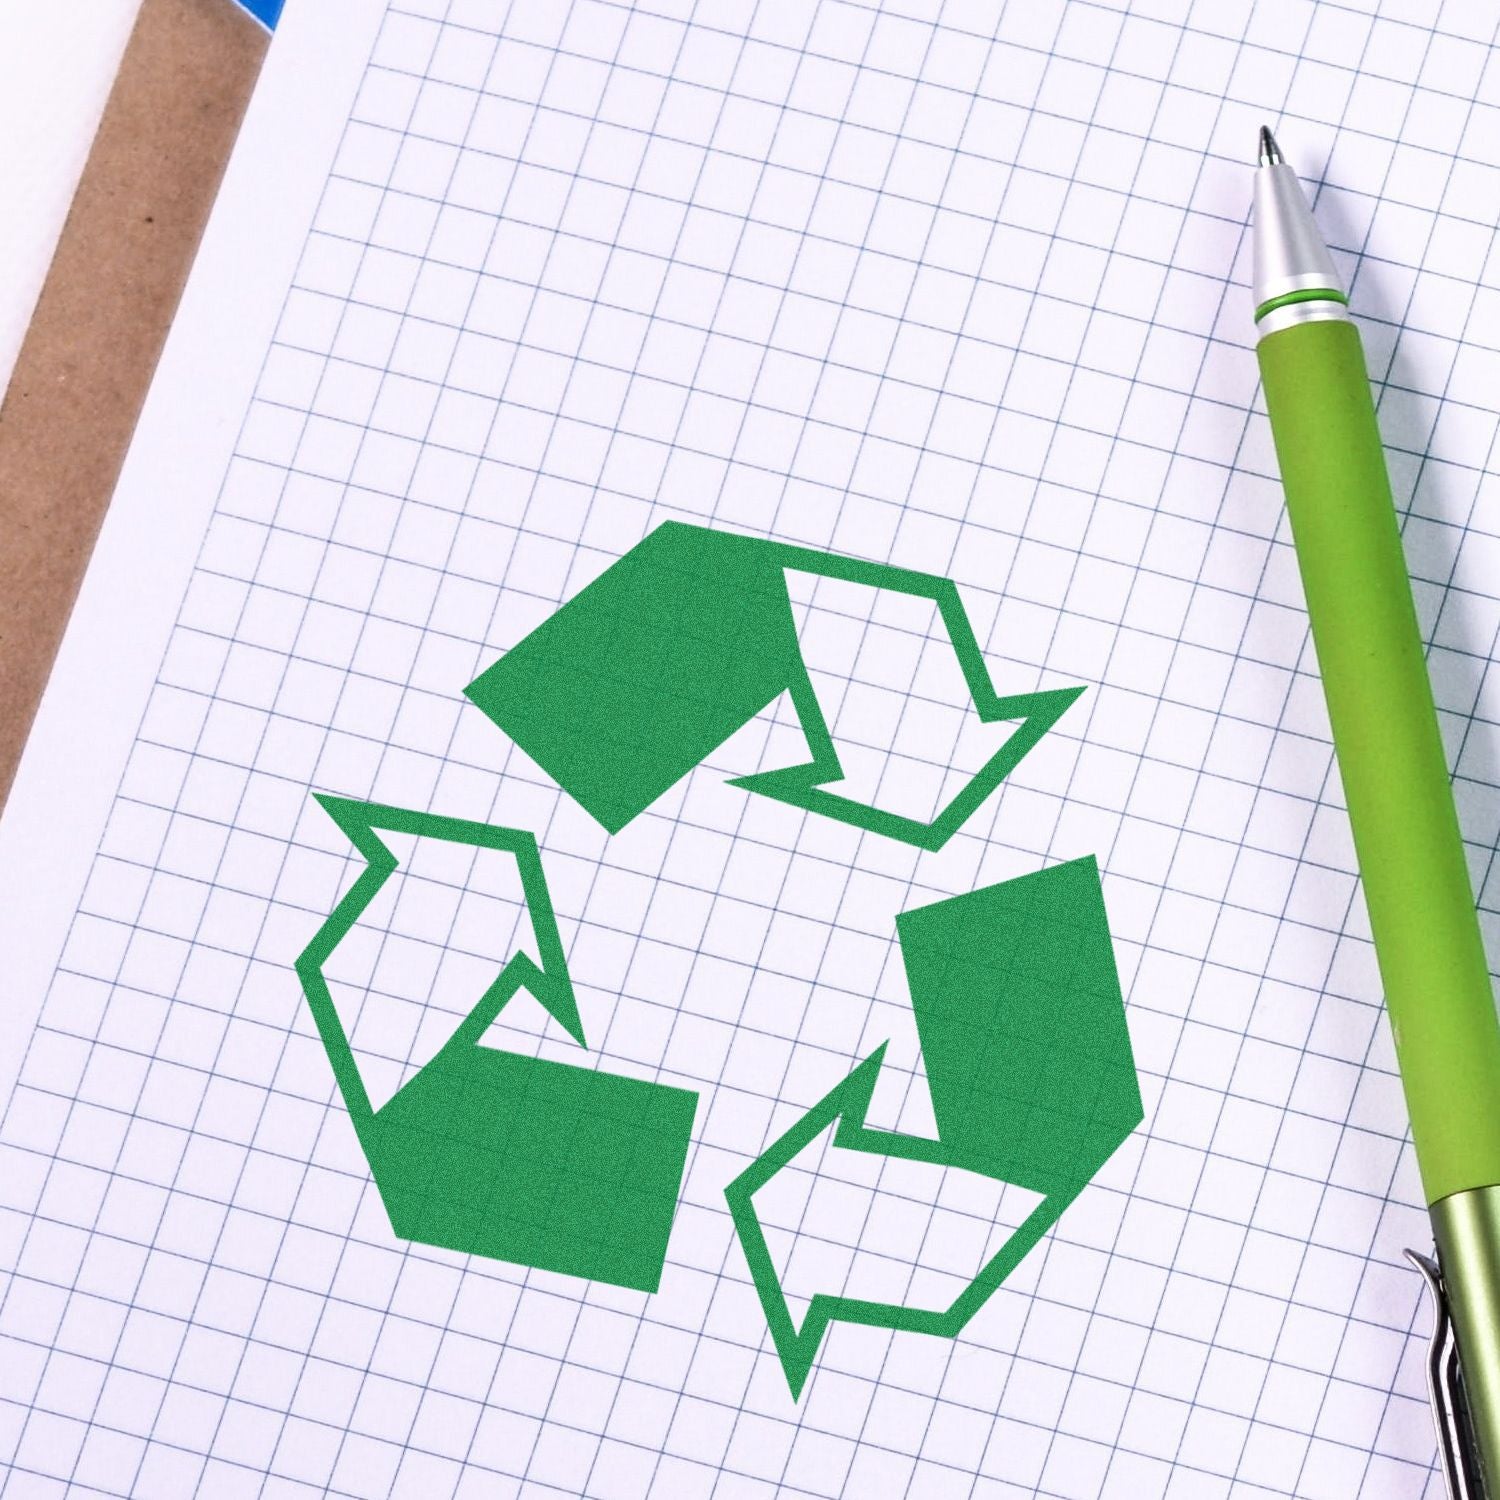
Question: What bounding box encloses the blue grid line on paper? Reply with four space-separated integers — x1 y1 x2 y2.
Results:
6 0 1500 1496
1299 5 1500 1491
0 17 1428 1500
0 6 416 1496
1124 8 1426 1497
178 6 507 1491
957 7 1235 1495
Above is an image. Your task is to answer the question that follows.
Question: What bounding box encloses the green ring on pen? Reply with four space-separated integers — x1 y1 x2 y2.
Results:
1253 286 1349 322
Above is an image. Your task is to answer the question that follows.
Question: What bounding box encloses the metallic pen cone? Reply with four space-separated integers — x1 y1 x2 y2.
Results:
1251 131 1345 323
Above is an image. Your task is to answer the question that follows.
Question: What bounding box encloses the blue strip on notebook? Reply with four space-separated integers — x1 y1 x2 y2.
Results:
234 0 284 28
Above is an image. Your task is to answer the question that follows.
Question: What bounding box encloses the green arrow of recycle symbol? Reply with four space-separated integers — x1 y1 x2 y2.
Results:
465 521 1083 850
296 797 698 1294
297 521 1142 1397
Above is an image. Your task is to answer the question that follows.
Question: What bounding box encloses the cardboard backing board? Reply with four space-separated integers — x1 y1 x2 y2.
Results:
0 0 268 810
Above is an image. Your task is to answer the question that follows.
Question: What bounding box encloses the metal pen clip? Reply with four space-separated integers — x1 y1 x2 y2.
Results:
1408 1248 1488 1499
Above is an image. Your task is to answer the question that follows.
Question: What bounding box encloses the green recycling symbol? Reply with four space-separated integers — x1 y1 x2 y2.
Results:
298 522 1142 1396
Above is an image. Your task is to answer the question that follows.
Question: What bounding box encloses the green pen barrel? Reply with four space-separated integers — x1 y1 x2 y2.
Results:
1258 316 1500 1207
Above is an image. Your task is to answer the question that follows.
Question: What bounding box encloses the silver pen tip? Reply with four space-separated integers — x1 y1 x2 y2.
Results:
1258 125 1285 167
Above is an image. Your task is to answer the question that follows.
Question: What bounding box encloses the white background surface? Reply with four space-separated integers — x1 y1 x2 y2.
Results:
0 0 143 396
6 1 1500 1494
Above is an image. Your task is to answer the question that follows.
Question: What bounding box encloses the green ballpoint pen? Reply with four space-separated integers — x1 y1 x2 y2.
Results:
1253 126 1500 1498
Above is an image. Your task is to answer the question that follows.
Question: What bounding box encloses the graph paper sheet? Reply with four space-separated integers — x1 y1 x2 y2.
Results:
4 0 1500 1494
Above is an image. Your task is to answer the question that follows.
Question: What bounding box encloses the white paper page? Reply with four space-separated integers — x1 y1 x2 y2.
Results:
5 3 1499 1497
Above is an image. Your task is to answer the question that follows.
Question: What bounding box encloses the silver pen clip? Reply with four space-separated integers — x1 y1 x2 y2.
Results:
1408 1247 1488 1499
